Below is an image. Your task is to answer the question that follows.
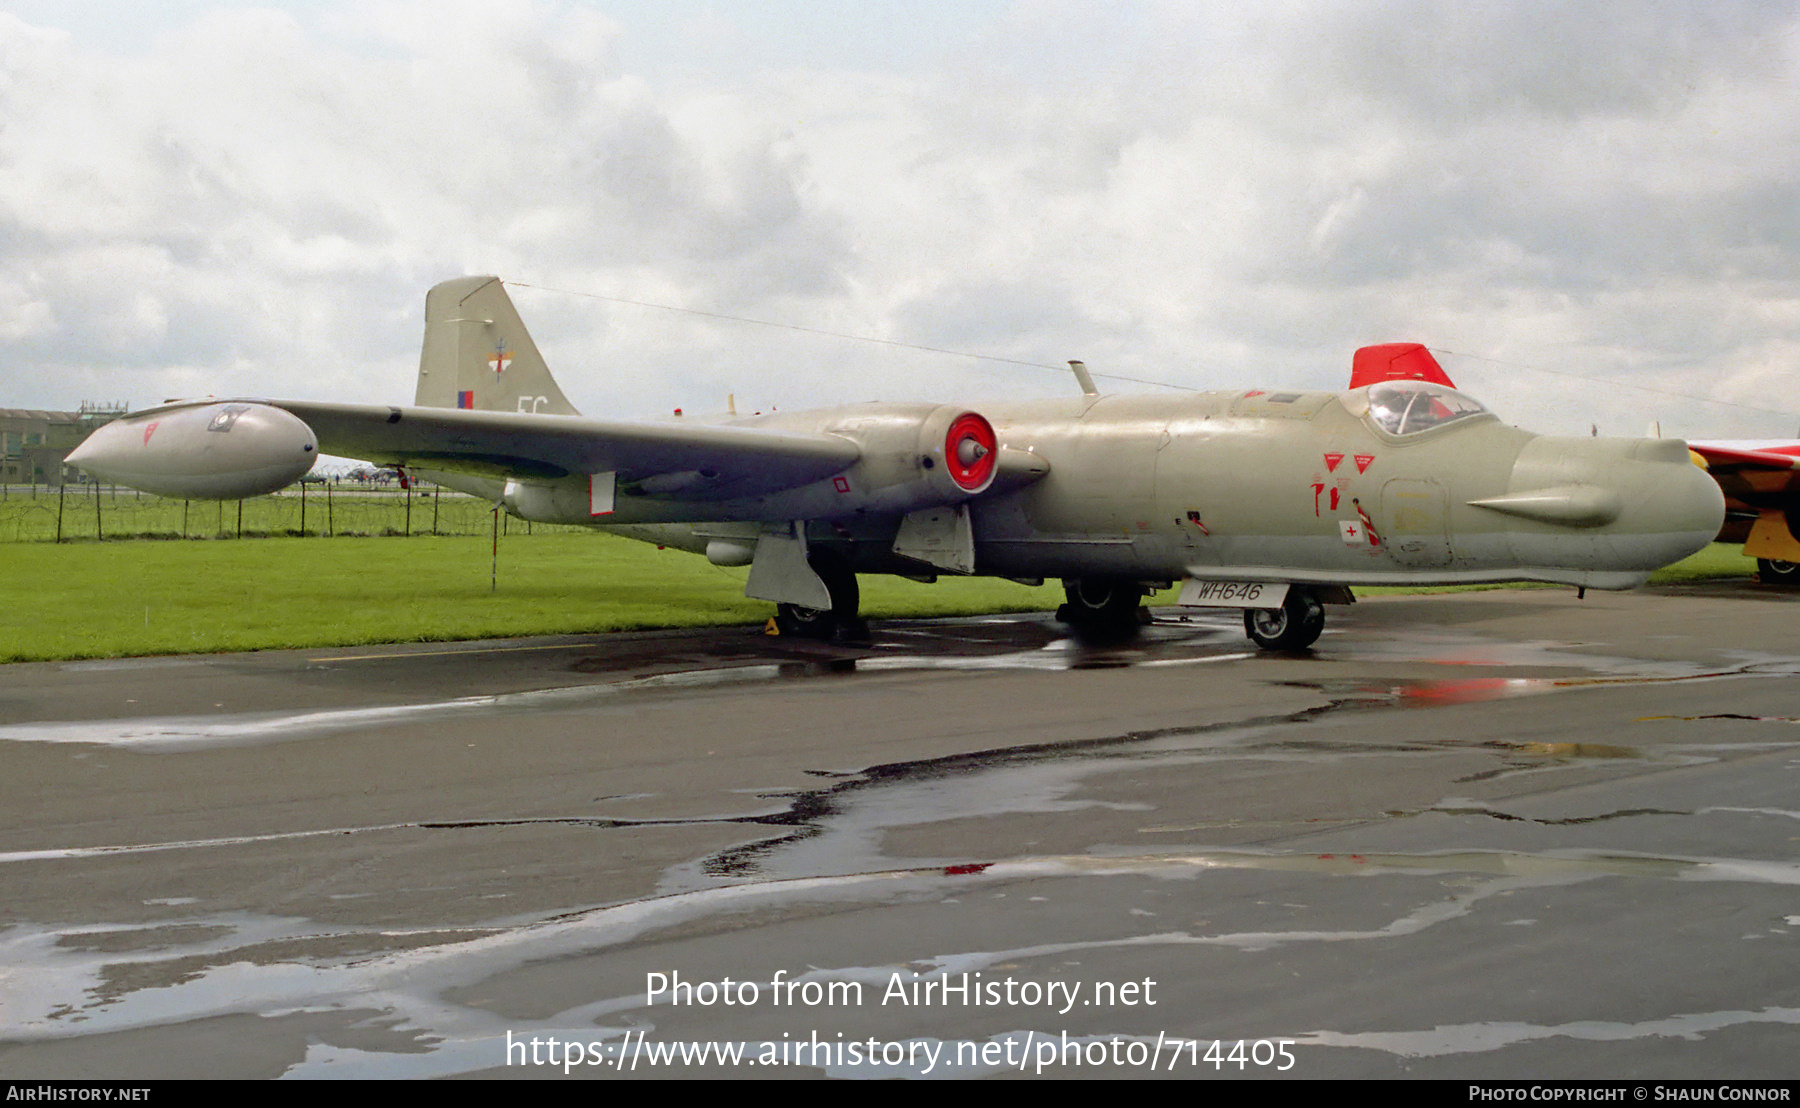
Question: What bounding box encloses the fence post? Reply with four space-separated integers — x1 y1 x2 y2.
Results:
432 490 439 535
299 481 307 536
183 500 190 539
93 481 102 540
237 500 243 539
405 490 412 536
327 481 333 536
56 481 65 542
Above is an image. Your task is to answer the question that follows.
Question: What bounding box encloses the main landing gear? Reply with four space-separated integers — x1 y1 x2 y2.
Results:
773 550 868 641
1758 558 1800 587
1242 589 1325 652
1056 577 1151 641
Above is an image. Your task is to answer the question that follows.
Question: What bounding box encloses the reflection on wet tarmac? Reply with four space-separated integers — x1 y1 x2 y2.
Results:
1295 1006 1800 1060
7 846 1800 1077
8 598 1800 1077
5 616 1794 752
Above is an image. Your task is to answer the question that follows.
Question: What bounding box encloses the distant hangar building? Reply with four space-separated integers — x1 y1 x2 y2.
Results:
1 403 129 487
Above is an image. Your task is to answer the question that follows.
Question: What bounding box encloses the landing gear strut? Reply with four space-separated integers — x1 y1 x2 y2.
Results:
774 550 866 641
1243 589 1325 651
1057 577 1148 640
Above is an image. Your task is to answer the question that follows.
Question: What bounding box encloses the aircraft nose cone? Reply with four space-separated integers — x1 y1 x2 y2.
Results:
1498 435 1723 578
1644 440 1726 529
1595 438 1724 568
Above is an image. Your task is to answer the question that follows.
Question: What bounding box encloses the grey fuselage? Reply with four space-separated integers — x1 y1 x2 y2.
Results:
444 385 1723 591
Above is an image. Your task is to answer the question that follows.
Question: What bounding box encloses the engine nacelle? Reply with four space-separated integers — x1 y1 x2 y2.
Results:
820 403 1000 515
65 402 319 499
924 408 999 498
496 403 1038 528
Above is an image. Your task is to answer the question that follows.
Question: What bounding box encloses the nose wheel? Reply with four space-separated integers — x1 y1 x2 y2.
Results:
1244 590 1325 651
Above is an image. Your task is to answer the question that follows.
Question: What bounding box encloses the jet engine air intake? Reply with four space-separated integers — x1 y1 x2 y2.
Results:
942 412 997 494
803 405 1013 517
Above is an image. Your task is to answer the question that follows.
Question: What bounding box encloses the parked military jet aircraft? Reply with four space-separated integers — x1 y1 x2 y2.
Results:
67 277 1725 650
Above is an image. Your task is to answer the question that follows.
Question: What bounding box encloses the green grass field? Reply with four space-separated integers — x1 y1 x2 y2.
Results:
0 531 1067 662
0 523 1757 663
1637 541 1759 583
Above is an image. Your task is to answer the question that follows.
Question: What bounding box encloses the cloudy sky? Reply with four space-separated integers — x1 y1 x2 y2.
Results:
3 0 1797 439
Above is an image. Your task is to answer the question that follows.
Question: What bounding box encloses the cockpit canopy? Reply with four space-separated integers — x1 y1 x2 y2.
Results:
1359 380 1491 437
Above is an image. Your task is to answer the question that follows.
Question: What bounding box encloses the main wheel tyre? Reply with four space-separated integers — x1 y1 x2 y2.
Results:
1758 558 1800 586
1058 577 1146 640
1243 590 1325 651
774 551 863 641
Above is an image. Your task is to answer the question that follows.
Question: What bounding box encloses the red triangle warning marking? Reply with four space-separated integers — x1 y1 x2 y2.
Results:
1324 453 1344 472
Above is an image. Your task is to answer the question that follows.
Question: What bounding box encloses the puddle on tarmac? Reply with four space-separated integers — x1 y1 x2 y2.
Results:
9 616 1800 1074
1294 1006 1800 1060
5 846 1799 1077
6 610 1796 751
6 652 1791 756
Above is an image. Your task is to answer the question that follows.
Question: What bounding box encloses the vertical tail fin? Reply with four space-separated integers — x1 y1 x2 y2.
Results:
415 276 580 416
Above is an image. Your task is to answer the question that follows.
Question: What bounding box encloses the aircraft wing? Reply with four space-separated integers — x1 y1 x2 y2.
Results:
1688 441 1800 473
277 400 861 500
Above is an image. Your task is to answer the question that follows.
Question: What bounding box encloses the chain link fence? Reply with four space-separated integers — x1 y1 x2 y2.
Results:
0 481 585 542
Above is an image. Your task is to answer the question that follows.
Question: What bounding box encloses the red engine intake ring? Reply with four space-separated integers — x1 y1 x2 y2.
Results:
944 412 998 493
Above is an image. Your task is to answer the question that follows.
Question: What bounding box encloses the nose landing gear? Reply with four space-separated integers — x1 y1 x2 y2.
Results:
1243 589 1325 651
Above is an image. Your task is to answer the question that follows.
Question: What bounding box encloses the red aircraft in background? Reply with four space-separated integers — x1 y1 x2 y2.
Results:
1683 440 1800 584
1352 344 1800 586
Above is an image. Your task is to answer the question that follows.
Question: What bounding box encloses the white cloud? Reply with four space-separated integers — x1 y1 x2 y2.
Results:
0 1 1796 440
